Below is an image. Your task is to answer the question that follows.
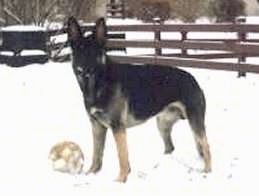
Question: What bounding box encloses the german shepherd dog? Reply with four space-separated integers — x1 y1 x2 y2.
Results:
67 17 211 182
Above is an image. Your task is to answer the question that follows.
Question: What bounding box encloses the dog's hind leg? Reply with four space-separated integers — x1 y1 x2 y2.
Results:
156 105 183 154
188 110 211 173
87 118 107 174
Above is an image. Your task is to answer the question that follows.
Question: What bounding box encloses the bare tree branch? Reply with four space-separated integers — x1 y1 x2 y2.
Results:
3 6 23 24
2 0 98 26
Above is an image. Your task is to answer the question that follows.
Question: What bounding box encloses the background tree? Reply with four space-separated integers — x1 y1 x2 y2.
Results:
208 0 246 22
0 0 98 26
126 0 208 23
125 0 170 22
170 0 208 22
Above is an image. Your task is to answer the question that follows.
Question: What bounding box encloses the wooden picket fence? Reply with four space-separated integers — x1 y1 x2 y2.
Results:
47 19 259 76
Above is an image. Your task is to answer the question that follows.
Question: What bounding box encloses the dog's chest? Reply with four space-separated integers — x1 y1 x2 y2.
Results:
74 64 152 129
86 85 145 129
89 105 145 129
77 73 121 128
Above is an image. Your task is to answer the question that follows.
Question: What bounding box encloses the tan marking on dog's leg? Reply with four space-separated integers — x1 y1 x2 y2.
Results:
113 129 130 183
197 135 211 173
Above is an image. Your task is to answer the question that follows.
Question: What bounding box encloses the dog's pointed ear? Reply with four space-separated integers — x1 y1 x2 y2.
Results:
67 16 82 42
93 17 107 46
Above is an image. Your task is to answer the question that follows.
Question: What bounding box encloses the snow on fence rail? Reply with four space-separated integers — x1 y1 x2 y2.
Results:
48 21 259 75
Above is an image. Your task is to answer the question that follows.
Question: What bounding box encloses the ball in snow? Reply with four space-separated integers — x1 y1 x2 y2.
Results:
49 141 84 174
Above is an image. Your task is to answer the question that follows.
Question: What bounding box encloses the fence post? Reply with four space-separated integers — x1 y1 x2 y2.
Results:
236 17 247 77
121 0 125 19
110 0 116 17
181 31 187 56
154 29 162 56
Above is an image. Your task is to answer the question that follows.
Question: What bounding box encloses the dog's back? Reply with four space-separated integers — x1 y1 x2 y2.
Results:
102 62 205 121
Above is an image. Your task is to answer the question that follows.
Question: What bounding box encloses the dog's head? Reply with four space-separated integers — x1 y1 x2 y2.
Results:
67 17 107 68
67 17 107 104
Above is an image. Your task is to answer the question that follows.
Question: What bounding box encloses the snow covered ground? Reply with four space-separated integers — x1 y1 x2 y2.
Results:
1 18 259 195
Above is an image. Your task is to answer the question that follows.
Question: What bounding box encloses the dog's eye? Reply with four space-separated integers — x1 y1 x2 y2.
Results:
76 66 84 74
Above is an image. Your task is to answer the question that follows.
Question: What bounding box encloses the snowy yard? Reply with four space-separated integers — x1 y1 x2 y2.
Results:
1 60 259 195
1 18 259 195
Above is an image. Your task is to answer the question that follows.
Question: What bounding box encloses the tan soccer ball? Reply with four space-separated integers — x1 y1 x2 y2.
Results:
49 141 84 174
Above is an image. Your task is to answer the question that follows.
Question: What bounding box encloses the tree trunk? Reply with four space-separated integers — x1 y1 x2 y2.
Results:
95 0 107 19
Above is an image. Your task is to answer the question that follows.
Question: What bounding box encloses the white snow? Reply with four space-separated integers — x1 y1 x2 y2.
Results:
1 18 259 195
50 33 68 44
20 50 47 56
1 25 46 32
0 51 14 56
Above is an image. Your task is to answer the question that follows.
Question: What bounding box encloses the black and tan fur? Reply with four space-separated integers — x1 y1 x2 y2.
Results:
67 17 211 182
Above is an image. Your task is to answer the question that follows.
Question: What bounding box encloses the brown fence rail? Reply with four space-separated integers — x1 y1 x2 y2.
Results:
47 21 259 75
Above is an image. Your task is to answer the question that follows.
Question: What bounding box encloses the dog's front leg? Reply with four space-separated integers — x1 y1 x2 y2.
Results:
87 117 107 174
112 128 130 182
